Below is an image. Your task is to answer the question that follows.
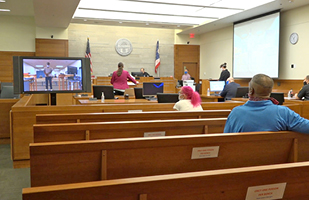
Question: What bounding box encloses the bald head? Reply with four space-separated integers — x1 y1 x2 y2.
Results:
249 74 273 98
227 77 234 83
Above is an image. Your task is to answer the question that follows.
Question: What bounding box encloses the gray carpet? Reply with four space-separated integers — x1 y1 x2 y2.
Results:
0 144 30 200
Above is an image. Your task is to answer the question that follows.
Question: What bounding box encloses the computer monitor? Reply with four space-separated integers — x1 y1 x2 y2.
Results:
92 85 115 99
270 92 284 105
157 93 179 103
131 72 143 77
235 87 249 98
142 82 164 97
134 87 144 99
209 81 225 92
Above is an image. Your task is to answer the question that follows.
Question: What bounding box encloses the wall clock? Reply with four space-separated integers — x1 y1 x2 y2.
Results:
289 33 299 45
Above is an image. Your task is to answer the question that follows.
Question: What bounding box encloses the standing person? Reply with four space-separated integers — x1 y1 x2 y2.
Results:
140 68 150 77
111 62 138 95
294 75 309 100
224 74 309 133
181 69 191 81
220 77 240 100
219 63 230 81
44 62 53 90
173 86 203 111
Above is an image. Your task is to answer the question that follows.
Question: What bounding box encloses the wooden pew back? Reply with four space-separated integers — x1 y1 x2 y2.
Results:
33 118 227 143
23 161 309 200
30 131 306 187
35 110 231 124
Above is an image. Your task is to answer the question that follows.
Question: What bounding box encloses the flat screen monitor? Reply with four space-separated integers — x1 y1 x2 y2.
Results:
131 72 143 77
93 85 115 99
209 81 225 92
67 66 78 75
270 92 284 105
235 87 249 98
143 82 164 97
157 93 179 103
13 56 91 94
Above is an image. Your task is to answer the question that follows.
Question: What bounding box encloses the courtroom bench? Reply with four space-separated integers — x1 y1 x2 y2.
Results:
33 118 227 143
29 131 309 187
23 161 309 200
11 94 244 163
35 110 231 124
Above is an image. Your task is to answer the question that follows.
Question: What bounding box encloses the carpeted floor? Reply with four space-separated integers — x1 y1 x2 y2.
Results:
0 144 30 200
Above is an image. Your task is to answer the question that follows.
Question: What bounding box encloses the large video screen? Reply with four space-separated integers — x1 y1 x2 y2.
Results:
13 56 91 94
233 12 280 78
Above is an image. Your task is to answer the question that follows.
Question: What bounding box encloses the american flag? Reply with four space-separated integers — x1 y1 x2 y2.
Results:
85 37 93 73
155 40 160 73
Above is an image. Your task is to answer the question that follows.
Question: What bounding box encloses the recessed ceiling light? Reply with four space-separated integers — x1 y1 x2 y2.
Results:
0 0 6 2
146 23 149 25
0 9 10 12
83 19 87 21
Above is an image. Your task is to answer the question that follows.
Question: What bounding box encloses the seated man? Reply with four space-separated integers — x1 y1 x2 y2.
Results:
220 77 240 100
140 68 150 77
294 75 309 100
224 74 309 133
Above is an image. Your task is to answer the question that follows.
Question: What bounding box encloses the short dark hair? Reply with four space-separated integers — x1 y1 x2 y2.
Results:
220 63 227 68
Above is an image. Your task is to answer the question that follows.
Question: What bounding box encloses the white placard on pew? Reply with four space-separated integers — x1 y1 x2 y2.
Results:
128 110 143 112
191 146 219 159
245 182 286 200
144 131 166 137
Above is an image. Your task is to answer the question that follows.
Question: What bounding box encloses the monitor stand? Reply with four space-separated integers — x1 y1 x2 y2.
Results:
145 96 157 101
50 93 57 105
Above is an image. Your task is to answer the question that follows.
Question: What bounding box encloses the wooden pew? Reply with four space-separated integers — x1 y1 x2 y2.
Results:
29 131 309 187
11 94 244 164
23 161 309 200
33 118 227 142
35 110 231 124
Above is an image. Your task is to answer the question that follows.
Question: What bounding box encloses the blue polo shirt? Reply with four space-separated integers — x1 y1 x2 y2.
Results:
224 100 309 133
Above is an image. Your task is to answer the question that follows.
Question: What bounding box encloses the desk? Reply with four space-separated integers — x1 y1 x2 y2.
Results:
79 99 158 104
200 95 224 102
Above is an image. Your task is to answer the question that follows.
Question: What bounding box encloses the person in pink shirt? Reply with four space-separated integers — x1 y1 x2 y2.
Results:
181 69 191 81
111 62 137 95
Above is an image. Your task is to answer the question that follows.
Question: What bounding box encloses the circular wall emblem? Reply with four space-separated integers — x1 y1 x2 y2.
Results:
115 38 133 56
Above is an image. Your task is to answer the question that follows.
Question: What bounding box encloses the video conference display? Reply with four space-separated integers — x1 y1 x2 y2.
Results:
22 58 83 92
233 12 280 78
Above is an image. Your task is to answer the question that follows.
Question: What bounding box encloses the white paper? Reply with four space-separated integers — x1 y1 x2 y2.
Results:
245 183 287 200
144 131 166 137
191 146 219 159
128 110 143 112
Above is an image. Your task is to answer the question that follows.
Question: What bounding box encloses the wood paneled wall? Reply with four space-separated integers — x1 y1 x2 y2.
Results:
0 51 35 82
35 39 68 57
174 45 200 80
201 78 304 96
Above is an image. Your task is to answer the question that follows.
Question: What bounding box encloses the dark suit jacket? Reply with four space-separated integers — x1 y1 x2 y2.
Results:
220 82 240 100
219 70 230 81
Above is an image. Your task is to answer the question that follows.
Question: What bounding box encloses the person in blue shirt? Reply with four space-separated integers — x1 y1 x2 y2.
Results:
220 77 240 100
224 74 309 133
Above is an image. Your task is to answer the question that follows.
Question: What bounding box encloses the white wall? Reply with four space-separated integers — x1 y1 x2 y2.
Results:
36 27 68 40
198 4 309 80
199 26 233 80
68 23 175 77
0 16 35 52
279 4 309 79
